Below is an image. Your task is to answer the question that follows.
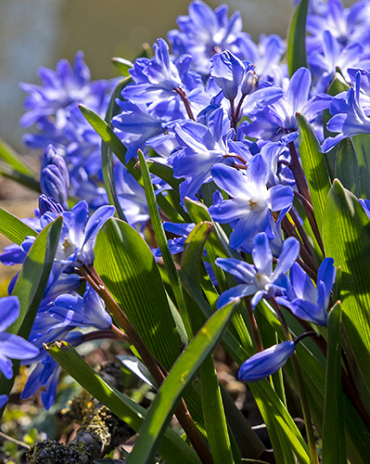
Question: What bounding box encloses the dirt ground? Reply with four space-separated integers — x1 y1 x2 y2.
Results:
0 176 39 286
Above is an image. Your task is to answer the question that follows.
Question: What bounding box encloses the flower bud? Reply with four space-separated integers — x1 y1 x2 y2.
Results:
241 64 258 95
38 194 64 215
210 51 245 101
238 340 295 382
40 145 69 209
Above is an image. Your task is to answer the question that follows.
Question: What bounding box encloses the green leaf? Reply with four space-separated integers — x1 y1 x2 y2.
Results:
335 138 360 197
95 218 182 370
138 151 192 338
323 180 370 394
46 341 201 464
79 104 142 184
117 354 158 389
181 221 213 331
287 0 308 76
111 57 134 76
125 300 237 464
9 217 62 335
94 217 206 427
181 221 236 464
259 301 370 464
102 77 132 221
323 74 351 180
327 73 350 96
0 136 34 176
0 217 63 414
200 356 236 464
0 207 37 245
351 134 370 199
184 198 238 293
322 301 346 464
94 460 126 464
178 272 308 463
251 381 308 464
147 160 182 194
0 166 41 193
297 114 331 234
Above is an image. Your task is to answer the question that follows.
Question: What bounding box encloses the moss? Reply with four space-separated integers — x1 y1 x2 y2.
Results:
27 439 90 464
27 362 134 463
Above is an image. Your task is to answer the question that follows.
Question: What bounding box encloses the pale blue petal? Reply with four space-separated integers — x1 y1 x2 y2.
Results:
252 233 272 277
0 296 20 332
211 164 248 198
217 284 256 309
216 258 256 283
268 185 293 211
273 237 300 278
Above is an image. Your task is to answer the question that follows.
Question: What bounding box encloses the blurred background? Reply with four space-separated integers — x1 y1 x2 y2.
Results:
0 0 353 151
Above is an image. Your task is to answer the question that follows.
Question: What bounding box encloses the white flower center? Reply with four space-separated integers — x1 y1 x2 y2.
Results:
255 272 270 290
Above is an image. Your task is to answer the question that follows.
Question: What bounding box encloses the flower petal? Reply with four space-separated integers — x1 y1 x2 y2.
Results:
0 296 20 332
217 284 256 309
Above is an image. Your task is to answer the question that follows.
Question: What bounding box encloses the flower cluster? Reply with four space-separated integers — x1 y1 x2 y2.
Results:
3 0 370 411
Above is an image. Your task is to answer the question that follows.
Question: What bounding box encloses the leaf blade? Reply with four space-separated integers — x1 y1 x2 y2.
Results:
126 300 237 464
323 180 370 393
297 114 331 234
287 0 308 76
46 341 201 464
0 207 37 245
322 301 346 464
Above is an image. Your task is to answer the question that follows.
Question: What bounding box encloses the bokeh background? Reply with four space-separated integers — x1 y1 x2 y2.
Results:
0 0 338 150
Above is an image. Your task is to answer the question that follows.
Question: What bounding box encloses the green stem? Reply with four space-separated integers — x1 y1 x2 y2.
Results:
272 298 319 464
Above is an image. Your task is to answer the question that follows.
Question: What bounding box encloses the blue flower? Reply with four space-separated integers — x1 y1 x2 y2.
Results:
169 106 251 199
210 51 247 101
113 101 167 161
48 201 114 269
0 395 7 409
49 284 112 330
122 39 206 120
168 0 251 75
153 222 195 257
241 67 331 141
109 164 149 229
360 198 370 219
216 232 300 309
237 34 286 86
40 145 70 210
307 31 368 93
0 237 36 267
209 154 293 248
238 340 296 382
276 258 336 326
20 51 110 127
306 0 369 53
38 194 65 216
322 70 370 152
0 296 39 379
21 332 82 410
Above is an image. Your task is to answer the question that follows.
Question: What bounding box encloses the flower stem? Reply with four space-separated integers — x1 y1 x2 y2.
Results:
174 87 196 121
288 142 325 255
244 297 263 352
289 208 318 268
82 327 128 343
